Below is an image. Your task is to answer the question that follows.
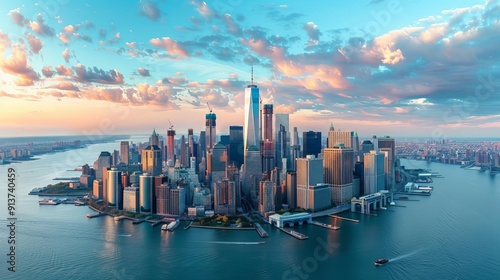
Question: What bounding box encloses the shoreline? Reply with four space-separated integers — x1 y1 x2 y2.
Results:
189 224 255 230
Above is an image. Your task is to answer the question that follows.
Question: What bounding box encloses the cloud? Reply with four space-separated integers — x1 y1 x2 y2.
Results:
138 67 150 77
8 8 25 26
48 81 80 91
62 48 70 63
149 37 189 57
25 33 43 54
58 32 71 44
303 21 321 44
139 1 161 21
223 14 242 36
74 64 124 84
0 45 39 86
191 0 217 20
41 66 55 78
28 14 55 37
108 32 121 44
55 64 73 76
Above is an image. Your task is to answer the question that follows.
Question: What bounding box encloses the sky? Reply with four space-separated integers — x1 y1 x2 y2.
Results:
0 0 499 139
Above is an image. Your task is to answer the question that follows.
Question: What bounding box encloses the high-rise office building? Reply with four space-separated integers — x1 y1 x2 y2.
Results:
205 112 217 151
259 180 275 214
107 168 122 209
324 145 354 204
167 129 175 164
296 155 324 210
364 151 385 195
276 124 289 170
303 131 322 158
188 128 194 158
141 145 162 176
208 143 227 184
180 135 188 167
156 184 186 216
123 186 139 213
120 141 129 165
286 172 297 209
139 173 153 213
327 124 351 148
214 179 236 215
150 129 160 146
243 77 260 155
96 151 112 180
274 113 289 148
229 126 244 168
262 104 275 177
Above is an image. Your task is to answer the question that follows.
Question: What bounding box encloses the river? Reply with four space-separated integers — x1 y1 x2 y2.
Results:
0 138 499 279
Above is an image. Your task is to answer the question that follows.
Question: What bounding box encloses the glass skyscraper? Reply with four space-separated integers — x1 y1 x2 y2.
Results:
244 84 260 155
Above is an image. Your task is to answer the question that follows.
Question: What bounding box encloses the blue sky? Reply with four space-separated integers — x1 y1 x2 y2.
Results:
0 0 499 138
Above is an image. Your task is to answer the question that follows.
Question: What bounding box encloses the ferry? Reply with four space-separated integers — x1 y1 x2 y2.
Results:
38 198 61 205
166 220 179 231
374 258 389 266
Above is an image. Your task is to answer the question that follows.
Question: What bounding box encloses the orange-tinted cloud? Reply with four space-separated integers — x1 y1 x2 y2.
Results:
149 37 189 57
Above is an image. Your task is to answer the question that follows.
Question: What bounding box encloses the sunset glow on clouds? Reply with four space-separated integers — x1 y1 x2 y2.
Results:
0 0 499 138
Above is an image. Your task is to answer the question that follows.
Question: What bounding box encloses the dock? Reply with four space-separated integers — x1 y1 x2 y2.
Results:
279 227 308 240
184 222 192 230
86 212 107 219
254 223 269 237
329 215 360 223
312 220 340 230
114 216 126 221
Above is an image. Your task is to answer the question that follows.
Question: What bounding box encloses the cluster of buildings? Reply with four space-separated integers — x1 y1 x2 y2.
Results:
396 139 500 170
0 140 82 163
85 75 399 217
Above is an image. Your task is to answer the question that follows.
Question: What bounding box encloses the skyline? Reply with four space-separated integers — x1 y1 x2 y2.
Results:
1 0 500 138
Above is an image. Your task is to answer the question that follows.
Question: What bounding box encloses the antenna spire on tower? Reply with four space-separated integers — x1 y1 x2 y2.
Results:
251 63 254 86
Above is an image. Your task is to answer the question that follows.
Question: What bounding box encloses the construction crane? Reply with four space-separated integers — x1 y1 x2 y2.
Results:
168 119 174 130
206 102 212 113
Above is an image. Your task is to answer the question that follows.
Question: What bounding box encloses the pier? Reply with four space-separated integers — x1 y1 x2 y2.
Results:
254 223 269 237
279 227 309 240
86 212 107 219
312 220 340 230
329 215 360 223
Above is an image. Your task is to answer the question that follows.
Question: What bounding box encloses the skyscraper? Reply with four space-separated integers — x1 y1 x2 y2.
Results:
120 141 129 165
296 155 327 210
327 124 351 148
229 126 244 168
139 173 153 213
167 129 175 164
243 77 260 154
180 135 188 167
303 131 322 158
324 145 354 204
364 150 385 195
141 145 162 176
96 151 112 180
259 180 275 214
262 104 275 177
214 179 236 215
205 112 217 151
150 129 160 146
107 168 122 209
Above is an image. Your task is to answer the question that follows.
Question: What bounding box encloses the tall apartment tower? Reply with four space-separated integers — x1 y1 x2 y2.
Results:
364 150 385 195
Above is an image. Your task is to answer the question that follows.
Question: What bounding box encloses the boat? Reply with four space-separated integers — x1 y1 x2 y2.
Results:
166 220 179 231
258 241 266 245
161 224 168 231
38 198 61 205
374 258 389 266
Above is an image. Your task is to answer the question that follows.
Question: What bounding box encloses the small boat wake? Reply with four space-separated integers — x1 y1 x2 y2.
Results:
389 248 422 262
198 241 265 245
116 234 132 237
